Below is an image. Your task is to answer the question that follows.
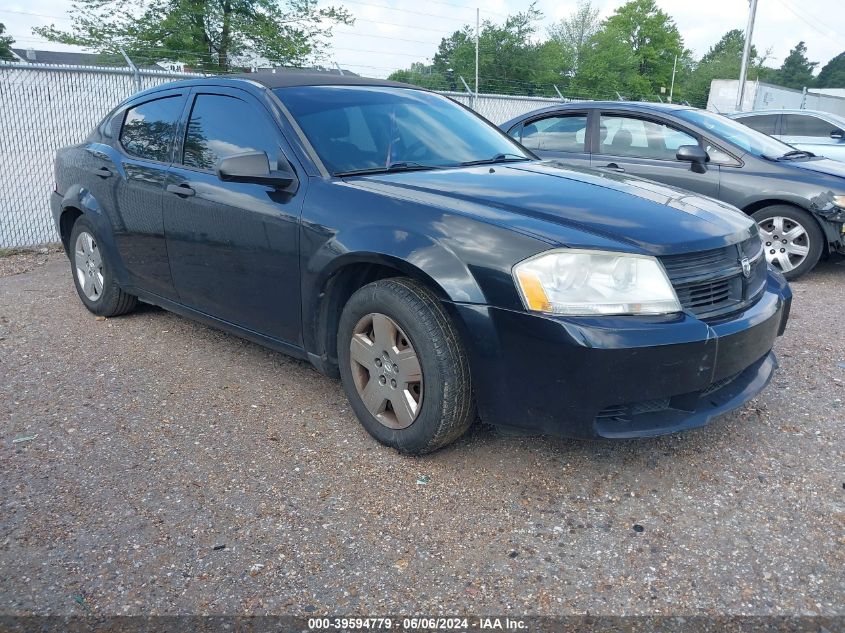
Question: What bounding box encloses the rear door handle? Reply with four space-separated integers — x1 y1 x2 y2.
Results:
93 167 113 178
604 163 625 172
166 183 196 197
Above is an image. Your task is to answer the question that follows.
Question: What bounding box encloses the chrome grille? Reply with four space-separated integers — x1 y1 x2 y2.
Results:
660 237 766 320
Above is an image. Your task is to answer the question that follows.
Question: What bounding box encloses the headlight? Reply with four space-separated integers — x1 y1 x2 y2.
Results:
513 249 682 316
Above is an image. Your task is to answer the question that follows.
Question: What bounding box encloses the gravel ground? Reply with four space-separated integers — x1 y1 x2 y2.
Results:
0 246 62 278
1 252 843 617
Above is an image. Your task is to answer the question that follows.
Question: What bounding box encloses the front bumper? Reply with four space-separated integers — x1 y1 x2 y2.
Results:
452 271 792 439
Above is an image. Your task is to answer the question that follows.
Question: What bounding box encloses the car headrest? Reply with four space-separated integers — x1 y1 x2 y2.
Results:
611 129 633 149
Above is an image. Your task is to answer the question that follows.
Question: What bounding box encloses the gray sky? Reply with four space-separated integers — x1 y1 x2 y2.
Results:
2 0 842 78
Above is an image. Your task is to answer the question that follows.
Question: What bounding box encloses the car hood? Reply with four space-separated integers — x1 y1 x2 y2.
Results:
780 155 845 179
345 161 756 255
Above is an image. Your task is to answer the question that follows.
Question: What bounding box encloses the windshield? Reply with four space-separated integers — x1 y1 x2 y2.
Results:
676 108 796 159
275 85 531 175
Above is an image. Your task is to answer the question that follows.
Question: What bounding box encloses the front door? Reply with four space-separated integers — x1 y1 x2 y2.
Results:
163 88 305 345
591 112 720 198
780 113 845 153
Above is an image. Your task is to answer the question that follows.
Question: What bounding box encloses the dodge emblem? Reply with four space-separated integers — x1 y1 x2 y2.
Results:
741 257 752 278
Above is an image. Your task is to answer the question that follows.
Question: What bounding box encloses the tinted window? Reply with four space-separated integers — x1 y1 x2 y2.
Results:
120 96 183 162
600 115 697 160
275 86 530 174
183 94 281 170
520 115 587 152
782 114 841 137
737 114 779 135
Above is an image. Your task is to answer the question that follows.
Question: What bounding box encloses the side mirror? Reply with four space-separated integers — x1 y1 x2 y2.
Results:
676 144 708 164
217 151 298 191
676 144 709 172
830 129 844 140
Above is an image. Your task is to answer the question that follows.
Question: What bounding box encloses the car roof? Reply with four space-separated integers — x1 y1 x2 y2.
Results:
579 100 694 111
228 71 412 90
500 100 696 129
731 109 842 117
126 72 419 106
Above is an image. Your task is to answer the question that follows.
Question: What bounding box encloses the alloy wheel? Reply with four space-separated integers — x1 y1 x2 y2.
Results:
349 312 423 429
74 231 104 301
757 215 809 274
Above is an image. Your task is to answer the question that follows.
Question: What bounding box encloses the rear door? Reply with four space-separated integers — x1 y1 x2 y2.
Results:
163 86 305 345
111 90 187 299
507 111 591 168
591 112 719 198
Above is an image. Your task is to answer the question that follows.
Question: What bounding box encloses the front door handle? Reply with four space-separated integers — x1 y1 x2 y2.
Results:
93 167 113 178
604 163 625 172
166 183 196 197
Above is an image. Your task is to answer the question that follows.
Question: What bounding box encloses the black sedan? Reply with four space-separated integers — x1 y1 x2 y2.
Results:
52 75 790 453
502 102 845 279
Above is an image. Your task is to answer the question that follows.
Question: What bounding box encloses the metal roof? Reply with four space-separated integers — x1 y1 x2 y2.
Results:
11 48 166 70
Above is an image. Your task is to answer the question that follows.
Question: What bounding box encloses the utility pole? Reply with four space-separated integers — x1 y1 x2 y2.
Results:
474 8 480 108
669 55 677 103
736 0 759 111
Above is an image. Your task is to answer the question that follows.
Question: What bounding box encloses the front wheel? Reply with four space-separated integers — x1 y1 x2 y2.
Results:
752 205 823 280
337 278 475 455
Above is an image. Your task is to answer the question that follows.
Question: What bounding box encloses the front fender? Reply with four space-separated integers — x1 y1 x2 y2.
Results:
58 185 131 287
308 225 487 303
300 225 488 362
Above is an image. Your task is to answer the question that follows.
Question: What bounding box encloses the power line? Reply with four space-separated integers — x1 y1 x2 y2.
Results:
771 0 841 49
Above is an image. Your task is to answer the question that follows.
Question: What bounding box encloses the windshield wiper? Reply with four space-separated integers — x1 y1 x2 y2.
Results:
335 161 443 177
458 153 530 167
778 149 815 160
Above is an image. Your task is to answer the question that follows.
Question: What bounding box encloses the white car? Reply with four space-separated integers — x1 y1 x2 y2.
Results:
729 109 845 162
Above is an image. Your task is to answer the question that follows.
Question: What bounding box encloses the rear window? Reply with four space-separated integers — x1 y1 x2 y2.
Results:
120 96 183 162
737 114 778 135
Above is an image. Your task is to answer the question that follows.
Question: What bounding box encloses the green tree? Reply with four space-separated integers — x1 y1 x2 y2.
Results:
391 3 569 96
816 51 845 88
0 23 14 60
683 29 776 107
547 0 600 73
33 0 353 72
778 41 817 90
388 62 448 90
574 0 688 100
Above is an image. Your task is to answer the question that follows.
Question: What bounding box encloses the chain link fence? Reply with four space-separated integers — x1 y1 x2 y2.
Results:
0 62 568 248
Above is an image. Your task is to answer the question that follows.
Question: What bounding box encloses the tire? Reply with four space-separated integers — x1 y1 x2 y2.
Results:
752 205 823 280
69 216 137 317
337 278 475 455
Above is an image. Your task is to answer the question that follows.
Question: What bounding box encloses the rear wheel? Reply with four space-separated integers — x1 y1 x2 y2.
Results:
337 278 475 454
752 205 823 280
69 216 137 317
